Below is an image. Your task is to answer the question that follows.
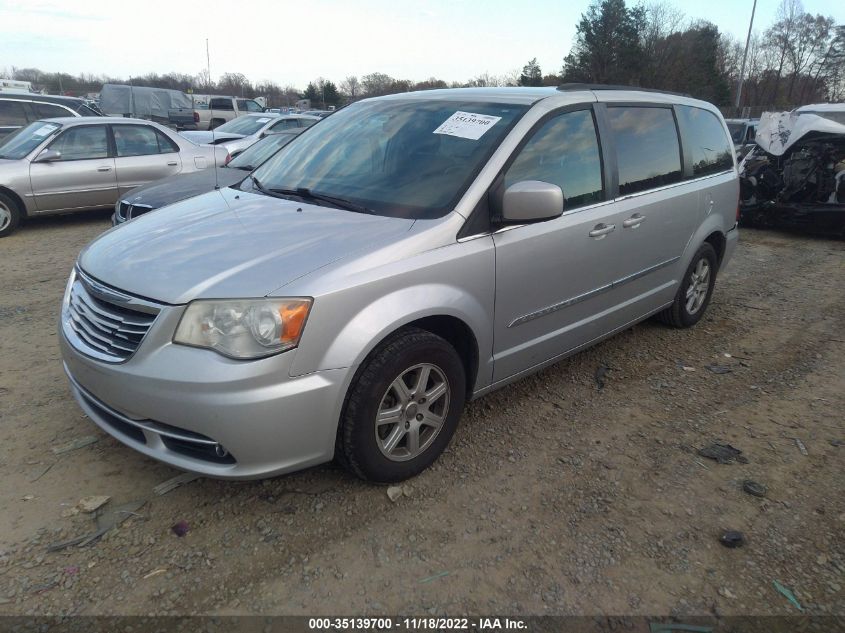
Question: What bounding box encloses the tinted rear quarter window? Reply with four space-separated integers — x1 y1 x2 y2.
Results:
0 100 29 126
676 105 734 176
33 103 72 119
607 106 682 196
210 98 234 111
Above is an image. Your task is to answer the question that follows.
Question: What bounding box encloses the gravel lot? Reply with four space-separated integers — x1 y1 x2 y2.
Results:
0 212 843 616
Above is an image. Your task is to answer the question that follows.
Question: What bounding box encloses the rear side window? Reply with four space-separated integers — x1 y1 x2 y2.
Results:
113 125 179 156
270 119 299 132
676 106 734 176
607 106 682 195
155 130 179 153
33 103 72 119
210 98 234 111
238 99 263 113
0 100 29 126
299 118 317 127
505 109 603 209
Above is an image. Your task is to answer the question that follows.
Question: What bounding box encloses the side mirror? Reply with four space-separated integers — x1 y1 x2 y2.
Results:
502 180 564 222
33 149 62 163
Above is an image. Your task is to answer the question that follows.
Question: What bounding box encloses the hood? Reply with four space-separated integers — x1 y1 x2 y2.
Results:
180 131 243 145
79 187 416 304
756 111 845 156
122 168 246 209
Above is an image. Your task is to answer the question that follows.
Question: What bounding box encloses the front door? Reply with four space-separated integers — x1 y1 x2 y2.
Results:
492 107 629 382
112 124 182 195
30 124 117 213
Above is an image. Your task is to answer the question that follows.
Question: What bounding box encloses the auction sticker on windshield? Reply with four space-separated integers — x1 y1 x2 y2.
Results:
434 111 502 140
32 124 58 138
256 118 271 123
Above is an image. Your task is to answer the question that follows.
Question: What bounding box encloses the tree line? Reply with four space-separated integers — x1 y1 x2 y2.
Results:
3 0 842 110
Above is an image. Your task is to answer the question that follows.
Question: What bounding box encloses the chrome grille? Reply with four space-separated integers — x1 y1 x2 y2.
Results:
64 271 159 362
116 200 152 221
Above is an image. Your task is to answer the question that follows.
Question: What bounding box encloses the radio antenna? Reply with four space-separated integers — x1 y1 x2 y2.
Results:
207 38 220 190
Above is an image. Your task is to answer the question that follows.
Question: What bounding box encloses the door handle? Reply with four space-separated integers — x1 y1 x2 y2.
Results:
97 166 112 172
622 213 646 228
588 223 615 239
167 161 178 167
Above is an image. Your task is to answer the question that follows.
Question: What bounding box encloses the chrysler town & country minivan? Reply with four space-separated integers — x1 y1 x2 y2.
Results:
59 86 739 482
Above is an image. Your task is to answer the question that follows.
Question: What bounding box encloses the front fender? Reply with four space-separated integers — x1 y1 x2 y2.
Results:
288 237 496 391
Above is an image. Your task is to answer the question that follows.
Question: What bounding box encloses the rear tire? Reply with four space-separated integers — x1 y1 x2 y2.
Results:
336 327 466 483
0 192 21 238
657 242 718 328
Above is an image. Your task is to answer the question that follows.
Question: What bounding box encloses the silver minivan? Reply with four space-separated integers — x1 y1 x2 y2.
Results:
59 86 739 482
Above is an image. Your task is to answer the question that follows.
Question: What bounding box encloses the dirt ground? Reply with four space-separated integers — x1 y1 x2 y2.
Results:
0 212 843 617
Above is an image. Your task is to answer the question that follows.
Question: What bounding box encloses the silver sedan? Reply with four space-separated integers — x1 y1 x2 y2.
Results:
0 117 227 237
180 113 319 158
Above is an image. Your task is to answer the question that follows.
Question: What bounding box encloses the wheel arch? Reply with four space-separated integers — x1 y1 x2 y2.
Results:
704 230 726 267
0 186 26 217
398 315 479 399
292 283 492 397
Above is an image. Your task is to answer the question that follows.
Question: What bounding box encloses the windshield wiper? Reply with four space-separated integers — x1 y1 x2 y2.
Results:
249 174 291 200
232 164 254 172
269 187 374 214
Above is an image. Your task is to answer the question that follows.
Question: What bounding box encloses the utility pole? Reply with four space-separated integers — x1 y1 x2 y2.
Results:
734 0 758 114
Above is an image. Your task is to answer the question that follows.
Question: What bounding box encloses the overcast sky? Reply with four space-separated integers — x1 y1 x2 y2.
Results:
1 0 843 88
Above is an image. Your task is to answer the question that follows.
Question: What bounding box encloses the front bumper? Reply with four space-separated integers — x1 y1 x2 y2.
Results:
59 311 348 479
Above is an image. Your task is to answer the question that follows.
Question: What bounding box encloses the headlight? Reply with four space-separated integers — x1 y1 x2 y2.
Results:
173 298 312 359
61 268 77 315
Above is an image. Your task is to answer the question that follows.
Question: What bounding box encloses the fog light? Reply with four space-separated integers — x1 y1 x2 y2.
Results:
214 444 229 458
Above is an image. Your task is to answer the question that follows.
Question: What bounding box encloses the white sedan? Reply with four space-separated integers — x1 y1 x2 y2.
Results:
180 113 319 157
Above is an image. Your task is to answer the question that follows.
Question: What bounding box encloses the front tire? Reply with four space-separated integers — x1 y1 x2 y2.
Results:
0 192 21 238
657 242 718 328
336 327 466 483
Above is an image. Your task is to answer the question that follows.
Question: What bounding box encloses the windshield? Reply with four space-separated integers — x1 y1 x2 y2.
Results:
0 121 61 159
727 122 745 144
216 116 274 136
228 132 299 170
250 98 528 218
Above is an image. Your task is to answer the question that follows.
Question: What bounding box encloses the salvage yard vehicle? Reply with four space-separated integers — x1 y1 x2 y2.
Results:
180 113 318 157
739 105 845 237
113 129 304 225
725 117 758 157
0 117 227 237
0 93 102 142
60 86 738 482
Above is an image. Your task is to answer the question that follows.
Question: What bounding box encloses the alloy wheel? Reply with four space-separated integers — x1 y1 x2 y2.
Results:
685 258 711 315
374 363 451 462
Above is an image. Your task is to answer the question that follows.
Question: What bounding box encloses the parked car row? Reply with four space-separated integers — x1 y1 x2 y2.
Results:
0 117 226 237
54 86 739 483
179 113 318 157
112 129 303 224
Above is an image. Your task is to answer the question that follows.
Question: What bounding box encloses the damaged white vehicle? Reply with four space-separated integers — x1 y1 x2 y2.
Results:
739 104 845 237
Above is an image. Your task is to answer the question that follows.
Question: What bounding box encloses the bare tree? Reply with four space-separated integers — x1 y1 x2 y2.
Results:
786 13 834 101
764 0 802 104
340 75 361 100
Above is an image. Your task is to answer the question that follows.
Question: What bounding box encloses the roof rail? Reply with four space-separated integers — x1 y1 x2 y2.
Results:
556 83 691 98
